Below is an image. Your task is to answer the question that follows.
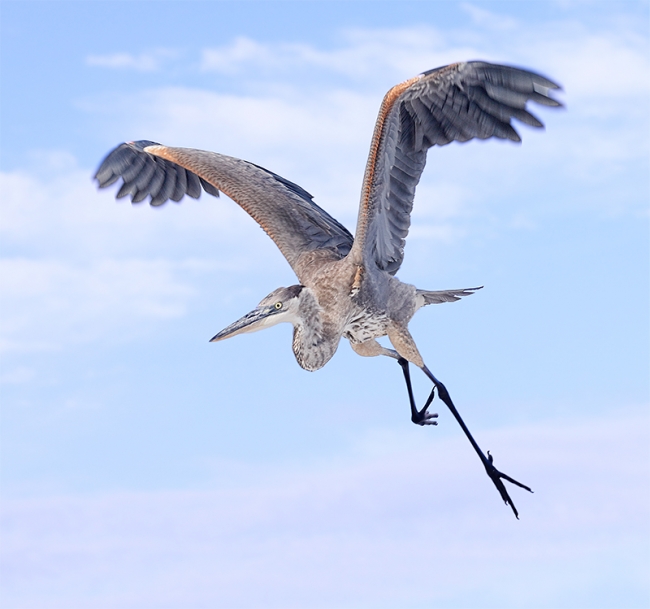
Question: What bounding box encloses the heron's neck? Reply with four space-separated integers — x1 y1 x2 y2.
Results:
292 288 338 372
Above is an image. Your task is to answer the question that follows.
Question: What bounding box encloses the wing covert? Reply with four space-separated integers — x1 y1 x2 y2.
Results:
352 61 562 275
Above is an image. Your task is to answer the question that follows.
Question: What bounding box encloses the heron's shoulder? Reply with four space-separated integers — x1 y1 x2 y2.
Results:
294 250 356 286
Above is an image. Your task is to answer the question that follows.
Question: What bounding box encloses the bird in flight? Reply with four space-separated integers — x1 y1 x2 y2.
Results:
95 61 561 517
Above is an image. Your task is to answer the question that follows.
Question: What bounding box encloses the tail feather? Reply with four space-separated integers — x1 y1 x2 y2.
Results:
416 286 483 305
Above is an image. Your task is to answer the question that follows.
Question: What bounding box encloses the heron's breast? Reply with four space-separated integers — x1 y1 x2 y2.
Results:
343 310 390 344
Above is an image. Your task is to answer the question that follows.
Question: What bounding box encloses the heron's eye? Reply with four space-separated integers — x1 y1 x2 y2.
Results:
274 302 283 310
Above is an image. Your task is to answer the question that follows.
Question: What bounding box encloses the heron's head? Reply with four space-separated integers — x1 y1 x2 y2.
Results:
209 285 304 342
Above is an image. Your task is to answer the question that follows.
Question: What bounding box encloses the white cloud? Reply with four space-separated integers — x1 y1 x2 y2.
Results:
86 49 177 72
200 26 482 79
0 162 253 257
0 165 259 353
198 18 649 109
3 411 648 607
461 3 519 30
523 29 650 106
0 257 195 353
201 36 271 73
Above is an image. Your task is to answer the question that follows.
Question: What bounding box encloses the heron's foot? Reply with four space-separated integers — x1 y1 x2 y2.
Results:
411 386 438 426
483 451 533 519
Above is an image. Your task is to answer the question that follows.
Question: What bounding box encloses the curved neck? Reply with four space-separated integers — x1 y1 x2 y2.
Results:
292 288 339 372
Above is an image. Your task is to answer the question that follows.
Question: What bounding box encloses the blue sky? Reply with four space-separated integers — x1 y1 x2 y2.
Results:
1 1 649 608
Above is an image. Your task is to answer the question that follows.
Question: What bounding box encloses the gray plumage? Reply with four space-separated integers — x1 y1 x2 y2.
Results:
95 61 561 518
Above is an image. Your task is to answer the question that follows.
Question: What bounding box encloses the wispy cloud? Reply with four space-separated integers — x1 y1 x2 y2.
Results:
200 26 481 79
0 161 274 353
0 257 195 353
198 18 649 106
201 36 271 74
461 2 519 30
86 49 177 72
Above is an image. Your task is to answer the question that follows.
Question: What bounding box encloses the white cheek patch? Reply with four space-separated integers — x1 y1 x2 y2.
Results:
257 315 280 330
258 310 300 329
280 311 301 326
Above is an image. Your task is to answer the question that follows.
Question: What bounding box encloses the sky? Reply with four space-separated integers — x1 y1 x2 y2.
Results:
1 1 649 608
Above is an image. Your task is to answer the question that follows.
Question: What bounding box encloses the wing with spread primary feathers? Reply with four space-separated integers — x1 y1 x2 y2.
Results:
351 61 561 275
95 141 354 274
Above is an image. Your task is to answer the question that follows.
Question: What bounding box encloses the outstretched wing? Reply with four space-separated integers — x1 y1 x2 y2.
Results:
350 61 562 275
95 141 353 276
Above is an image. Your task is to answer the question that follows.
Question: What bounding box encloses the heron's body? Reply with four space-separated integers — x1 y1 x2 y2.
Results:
293 260 421 371
96 61 561 516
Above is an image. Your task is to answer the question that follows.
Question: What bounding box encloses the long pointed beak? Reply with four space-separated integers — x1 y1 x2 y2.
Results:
209 306 274 342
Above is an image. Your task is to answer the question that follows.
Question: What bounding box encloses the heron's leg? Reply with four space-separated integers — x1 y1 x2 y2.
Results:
385 325 438 425
350 339 397 359
398 358 438 426
350 340 438 425
386 324 531 517
421 364 532 519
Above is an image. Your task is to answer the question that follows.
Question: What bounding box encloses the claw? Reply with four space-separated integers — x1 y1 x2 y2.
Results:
483 451 533 519
412 386 437 425
412 410 439 425
412 390 438 425
417 411 438 426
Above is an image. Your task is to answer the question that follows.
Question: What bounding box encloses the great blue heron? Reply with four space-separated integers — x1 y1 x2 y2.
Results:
95 61 561 517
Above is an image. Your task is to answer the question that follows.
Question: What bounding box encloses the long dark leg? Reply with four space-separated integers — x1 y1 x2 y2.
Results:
397 358 438 426
421 365 532 518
